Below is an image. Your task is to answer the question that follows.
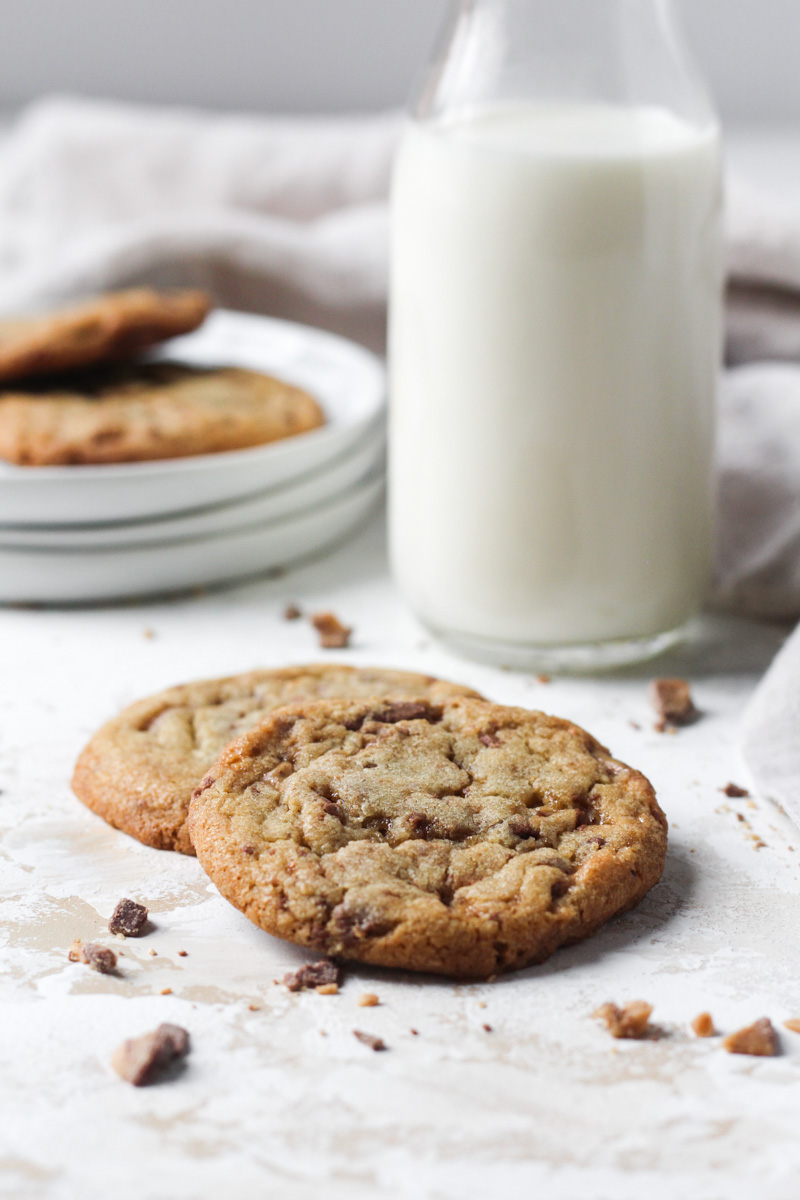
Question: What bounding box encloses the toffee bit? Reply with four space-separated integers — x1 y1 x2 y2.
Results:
593 1000 653 1040
111 1023 190 1086
282 960 340 993
108 898 149 937
354 1030 387 1052
691 1012 716 1038
248 1004 260 1012
148 948 158 957
722 783 750 799
283 603 303 621
160 988 173 996
649 678 698 731
311 611 352 649
783 1019 800 1034
357 993 380 1008
178 950 188 957
316 983 339 996
723 1018 779 1057
68 940 118 975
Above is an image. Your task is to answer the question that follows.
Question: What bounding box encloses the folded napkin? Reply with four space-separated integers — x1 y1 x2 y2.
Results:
741 620 800 828
3 96 800 621
0 96 400 354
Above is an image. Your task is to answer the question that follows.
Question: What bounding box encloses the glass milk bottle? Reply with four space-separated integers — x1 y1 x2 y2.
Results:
389 0 723 670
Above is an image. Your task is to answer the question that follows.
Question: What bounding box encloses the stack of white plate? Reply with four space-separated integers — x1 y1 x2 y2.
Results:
0 311 386 603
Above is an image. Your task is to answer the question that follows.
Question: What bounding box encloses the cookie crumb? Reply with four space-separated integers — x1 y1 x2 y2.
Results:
111 1023 190 1086
282 960 340 992
691 1012 716 1038
537 674 551 685
358 993 380 1008
160 988 173 996
593 1000 653 1040
316 983 339 996
482 1023 493 1033
68 940 118 975
283 603 303 621
354 1030 387 1052
178 950 188 957
410 1029 419 1036
649 678 698 731
629 720 642 731
477 1001 487 1010
722 783 750 799
108 899 149 937
311 611 352 649
783 1019 800 1034
248 1004 260 1012
723 1018 779 1057
148 948 158 957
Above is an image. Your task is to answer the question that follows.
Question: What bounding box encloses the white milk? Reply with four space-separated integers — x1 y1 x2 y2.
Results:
389 104 722 651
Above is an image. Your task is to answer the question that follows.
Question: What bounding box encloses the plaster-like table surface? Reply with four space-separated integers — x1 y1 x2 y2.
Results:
5 124 800 1200
1 504 799 1200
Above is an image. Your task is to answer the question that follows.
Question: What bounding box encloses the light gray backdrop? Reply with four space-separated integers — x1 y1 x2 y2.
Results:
0 0 797 122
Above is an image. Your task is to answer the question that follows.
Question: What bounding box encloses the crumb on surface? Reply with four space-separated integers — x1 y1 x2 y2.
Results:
316 983 339 996
283 603 303 621
108 898 149 937
593 1000 654 1040
482 1023 493 1033
148 948 158 957
68 940 117 975
410 1029 419 1036
112 1023 189 1087
358 993 380 1007
649 678 698 731
354 1030 387 1052
282 960 340 993
691 1012 716 1038
477 1001 487 1009
310 611 352 649
248 1004 260 1012
143 628 156 640
160 988 172 996
178 950 188 957
536 674 551 684
783 1019 800 1034
723 1018 779 1057
722 783 750 799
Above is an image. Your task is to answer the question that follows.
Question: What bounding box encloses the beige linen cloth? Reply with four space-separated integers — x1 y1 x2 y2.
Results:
2 96 800 621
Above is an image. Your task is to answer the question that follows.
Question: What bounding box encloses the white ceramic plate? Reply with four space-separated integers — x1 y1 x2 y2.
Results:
0 311 386 526
0 473 384 604
0 424 384 549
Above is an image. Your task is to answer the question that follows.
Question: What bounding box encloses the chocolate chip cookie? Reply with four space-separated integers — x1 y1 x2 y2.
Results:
187 697 667 978
72 666 482 855
0 361 324 466
0 289 210 384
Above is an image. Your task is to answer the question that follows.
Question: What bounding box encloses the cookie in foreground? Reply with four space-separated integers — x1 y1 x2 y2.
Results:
0 361 324 466
72 665 482 855
187 697 667 978
0 288 211 384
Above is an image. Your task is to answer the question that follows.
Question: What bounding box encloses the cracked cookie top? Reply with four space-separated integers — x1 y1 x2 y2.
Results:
72 665 482 855
188 697 667 978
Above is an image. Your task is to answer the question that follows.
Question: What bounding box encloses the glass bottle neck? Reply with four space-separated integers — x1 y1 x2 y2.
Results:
415 0 716 129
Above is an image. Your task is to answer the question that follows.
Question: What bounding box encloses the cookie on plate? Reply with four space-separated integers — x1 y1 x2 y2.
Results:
0 362 325 465
0 289 211 384
72 666 482 855
188 697 667 978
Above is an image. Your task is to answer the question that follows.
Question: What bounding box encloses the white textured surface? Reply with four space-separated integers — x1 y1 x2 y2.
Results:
1 508 799 1200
